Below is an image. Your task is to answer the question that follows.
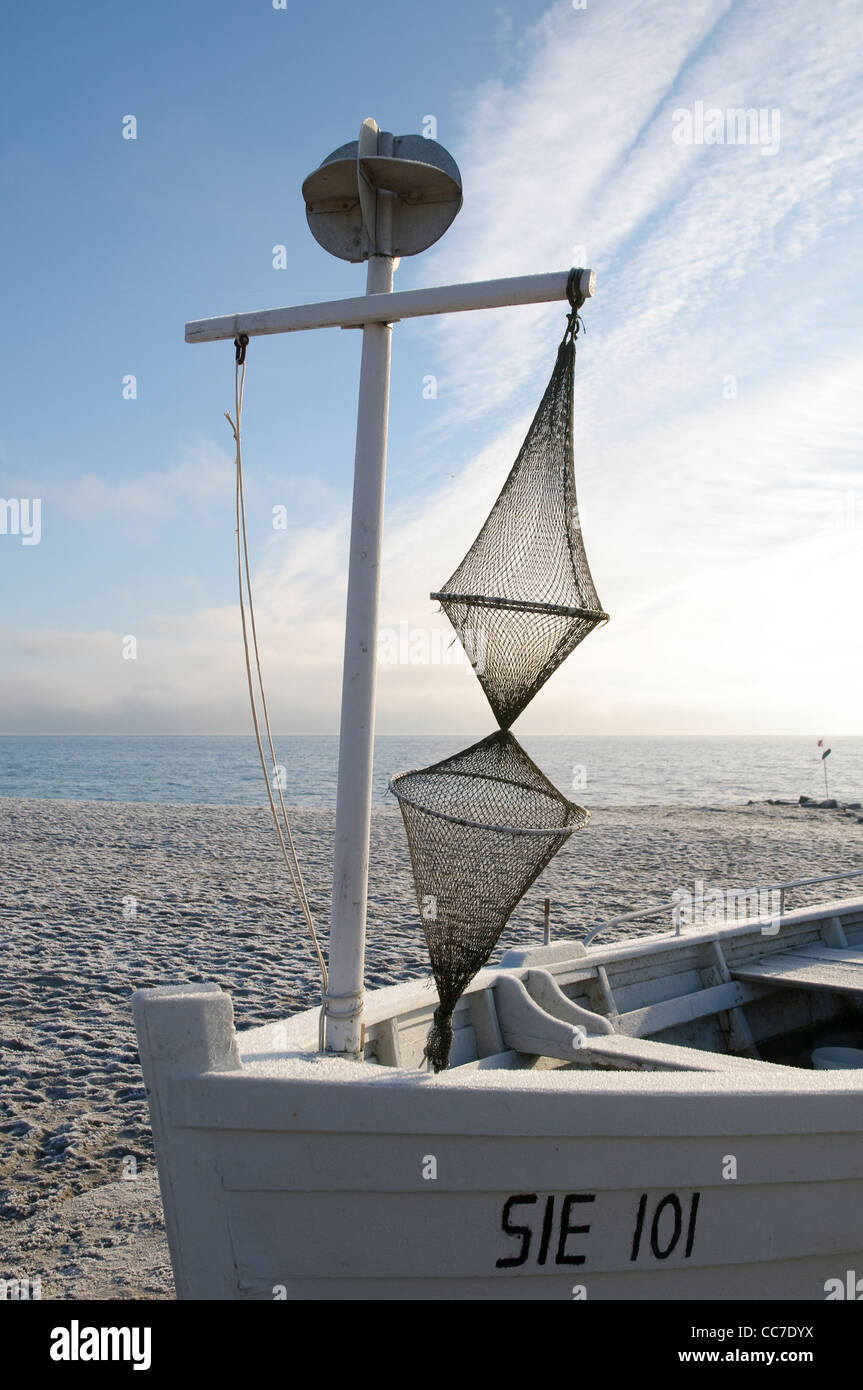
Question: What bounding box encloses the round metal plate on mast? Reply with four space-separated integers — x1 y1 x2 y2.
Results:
302 117 463 262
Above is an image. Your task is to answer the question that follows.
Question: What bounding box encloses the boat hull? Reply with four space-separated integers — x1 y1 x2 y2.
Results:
133 977 863 1301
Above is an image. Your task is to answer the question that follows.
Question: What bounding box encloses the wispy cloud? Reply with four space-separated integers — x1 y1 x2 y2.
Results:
3 0 861 734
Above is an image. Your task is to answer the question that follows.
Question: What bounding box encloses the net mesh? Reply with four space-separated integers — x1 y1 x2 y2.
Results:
432 330 607 728
389 278 605 1070
390 730 588 1071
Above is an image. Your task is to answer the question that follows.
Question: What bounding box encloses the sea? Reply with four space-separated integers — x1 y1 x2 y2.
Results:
0 735 861 808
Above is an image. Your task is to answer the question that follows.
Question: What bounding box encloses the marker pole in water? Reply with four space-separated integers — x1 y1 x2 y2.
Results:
818 738 831 798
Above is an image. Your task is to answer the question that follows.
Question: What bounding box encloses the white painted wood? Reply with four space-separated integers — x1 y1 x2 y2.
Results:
595 964 616 1014
131 984 242 1299
212 1126 863 1192
611 965 707 1014
709 938 732 983
613 981 767 1038
356 118 381 251
217 1255 857 1302
523 968 614 1033
467 988 506 1058
218 1177 863 1286
823 915 849 948
448 1025 479 1069
791 945 863 965
134 899 863 1300
499 938 587 967
371 1017 402 1068
494 973 612 1060
573 1035 769 1073
325 253 394 1056
579 896 863 966
732 950 863 995
184 269 595 344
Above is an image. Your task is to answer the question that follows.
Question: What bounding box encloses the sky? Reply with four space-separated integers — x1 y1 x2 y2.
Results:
0 0 860 736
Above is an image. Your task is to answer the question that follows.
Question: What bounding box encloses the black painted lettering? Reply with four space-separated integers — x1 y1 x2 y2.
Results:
496 1193 537 1268
536 1194 555 1265
630 1192 648 1262
685 1191 700 1257
650 1193 683 1259
555 1193 595 1265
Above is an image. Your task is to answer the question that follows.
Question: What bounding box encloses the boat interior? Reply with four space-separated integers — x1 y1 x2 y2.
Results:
352 897 863 1077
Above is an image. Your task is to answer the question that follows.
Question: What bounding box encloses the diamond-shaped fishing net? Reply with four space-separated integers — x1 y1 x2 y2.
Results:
431 299 607 728
390 730 588 1070
390 274 606 1070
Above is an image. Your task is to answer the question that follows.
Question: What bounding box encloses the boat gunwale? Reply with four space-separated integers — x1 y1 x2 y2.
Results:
237 893 863 1065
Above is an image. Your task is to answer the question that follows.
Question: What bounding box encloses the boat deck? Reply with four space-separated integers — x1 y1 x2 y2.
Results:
731 944 863 996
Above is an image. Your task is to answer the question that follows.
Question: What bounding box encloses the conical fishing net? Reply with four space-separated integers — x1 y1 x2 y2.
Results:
390 273 606 1070
390 730 588 1071
431 284 607 728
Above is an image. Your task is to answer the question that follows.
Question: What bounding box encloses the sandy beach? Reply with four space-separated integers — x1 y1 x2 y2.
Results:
2 794 861 1299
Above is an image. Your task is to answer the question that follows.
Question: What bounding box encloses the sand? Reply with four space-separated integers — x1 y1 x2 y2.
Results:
1 795 861 1299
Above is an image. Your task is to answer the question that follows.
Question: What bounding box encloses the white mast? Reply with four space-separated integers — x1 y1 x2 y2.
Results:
325 120 396 1053
323 247 392 1053
184 118 595 1056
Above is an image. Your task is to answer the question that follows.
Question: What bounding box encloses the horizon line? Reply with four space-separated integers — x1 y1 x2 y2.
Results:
0 731 859 740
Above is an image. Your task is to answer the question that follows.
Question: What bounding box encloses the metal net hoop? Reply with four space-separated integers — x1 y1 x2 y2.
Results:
390 732 588 1070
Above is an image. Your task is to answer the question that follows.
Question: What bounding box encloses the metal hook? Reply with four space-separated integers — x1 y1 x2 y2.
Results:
234 333 250 365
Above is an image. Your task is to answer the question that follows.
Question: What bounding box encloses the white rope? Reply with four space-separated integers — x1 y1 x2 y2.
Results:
225 348 328 1050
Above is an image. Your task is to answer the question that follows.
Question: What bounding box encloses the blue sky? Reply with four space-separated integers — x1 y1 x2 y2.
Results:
1 0 861 734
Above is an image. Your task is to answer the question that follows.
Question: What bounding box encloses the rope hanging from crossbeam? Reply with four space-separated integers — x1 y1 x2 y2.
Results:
225 334 329 1047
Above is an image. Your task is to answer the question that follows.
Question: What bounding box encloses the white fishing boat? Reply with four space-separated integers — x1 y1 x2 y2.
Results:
133 121 863 1301
134 883 863 1301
